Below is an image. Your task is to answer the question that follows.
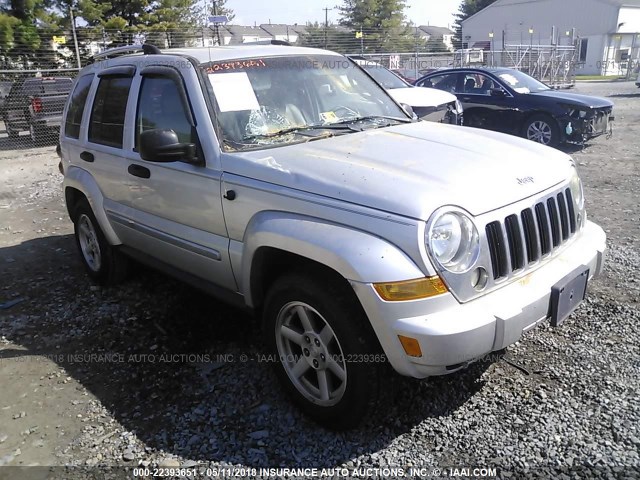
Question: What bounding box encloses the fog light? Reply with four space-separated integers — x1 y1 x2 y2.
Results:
398 335 422 357
470 267 488 291
374 276 448 301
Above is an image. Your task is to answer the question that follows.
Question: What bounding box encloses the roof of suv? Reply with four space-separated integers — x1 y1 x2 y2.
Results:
105 45 343 66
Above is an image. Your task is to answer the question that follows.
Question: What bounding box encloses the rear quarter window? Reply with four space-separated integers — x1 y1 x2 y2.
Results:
65 75 94 139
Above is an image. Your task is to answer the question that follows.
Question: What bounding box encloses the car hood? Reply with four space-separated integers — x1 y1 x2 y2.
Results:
222 122 573 220
387 86 457 108
530 90 614 109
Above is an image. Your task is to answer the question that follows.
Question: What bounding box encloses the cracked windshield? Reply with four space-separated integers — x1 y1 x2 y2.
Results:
203 55 409 151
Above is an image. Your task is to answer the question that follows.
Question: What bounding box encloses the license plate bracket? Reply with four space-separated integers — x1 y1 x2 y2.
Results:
549 266 589 327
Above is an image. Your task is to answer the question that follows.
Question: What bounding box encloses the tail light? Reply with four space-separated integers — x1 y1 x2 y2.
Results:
31 97 42 113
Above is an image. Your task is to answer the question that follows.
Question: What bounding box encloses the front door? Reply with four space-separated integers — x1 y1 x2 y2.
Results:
125 66 236 291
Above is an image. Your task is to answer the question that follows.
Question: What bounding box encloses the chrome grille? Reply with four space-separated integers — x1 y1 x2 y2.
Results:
486 188 578 280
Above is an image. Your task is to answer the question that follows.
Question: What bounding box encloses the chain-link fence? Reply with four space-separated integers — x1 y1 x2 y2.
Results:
0 69 79 150
0 26 582 151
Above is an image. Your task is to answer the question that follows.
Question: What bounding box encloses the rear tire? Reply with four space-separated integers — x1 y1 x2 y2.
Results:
5 121 19 139
263 271 386 429
73 199 128 285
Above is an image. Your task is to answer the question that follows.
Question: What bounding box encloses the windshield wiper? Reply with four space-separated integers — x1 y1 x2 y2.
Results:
240 115 411 142
242 123 354 141
334 115 412 125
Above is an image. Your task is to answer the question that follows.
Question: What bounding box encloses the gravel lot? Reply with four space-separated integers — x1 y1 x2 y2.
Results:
0 81 638 479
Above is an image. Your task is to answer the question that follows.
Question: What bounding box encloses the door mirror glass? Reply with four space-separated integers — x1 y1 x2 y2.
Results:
139 129 197 163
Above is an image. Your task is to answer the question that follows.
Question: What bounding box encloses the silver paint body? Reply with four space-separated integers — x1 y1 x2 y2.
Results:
61 46 607 378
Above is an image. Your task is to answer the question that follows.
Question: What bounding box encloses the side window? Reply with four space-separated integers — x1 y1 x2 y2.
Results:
463 73 495 95
64 74 94 139
89 76 132 148
423 73 458 93
136 76 194 146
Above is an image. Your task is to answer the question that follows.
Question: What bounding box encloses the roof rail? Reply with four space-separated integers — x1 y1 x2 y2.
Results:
239 39 291 46
92 43 161 62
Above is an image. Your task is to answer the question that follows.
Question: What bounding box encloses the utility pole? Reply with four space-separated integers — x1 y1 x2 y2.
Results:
323 7 332 49
212 0 221 46
69 6 81 68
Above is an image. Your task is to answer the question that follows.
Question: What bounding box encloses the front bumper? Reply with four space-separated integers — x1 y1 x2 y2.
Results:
352 220 606 378
560 110 613 143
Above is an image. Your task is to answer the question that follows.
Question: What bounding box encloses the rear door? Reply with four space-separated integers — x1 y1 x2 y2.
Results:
81 66 139 244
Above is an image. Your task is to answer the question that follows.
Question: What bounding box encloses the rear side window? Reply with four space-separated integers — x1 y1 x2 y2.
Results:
65 75 94 139
89 76 132 148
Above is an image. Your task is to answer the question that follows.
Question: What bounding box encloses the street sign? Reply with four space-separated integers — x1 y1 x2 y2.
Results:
208 15 229 25
53 36 66 45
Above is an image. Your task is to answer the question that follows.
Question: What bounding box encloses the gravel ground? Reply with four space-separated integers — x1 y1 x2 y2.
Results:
0 81 639 479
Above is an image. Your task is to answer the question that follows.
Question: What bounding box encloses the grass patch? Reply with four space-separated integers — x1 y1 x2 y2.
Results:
575 75 627 81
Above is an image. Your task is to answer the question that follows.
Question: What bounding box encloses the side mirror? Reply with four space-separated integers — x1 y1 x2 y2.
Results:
490 88 506 98
139 129 198 164
400 103 418 120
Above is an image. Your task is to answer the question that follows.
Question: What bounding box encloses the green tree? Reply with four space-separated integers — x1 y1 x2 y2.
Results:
146 0 201 47
299 22 356 54
453 0 498 49
337 0 414 53
0 0 45 65
424 36 448 53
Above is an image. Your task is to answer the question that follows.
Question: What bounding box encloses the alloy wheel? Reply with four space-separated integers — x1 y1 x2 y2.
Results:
275 301 347 406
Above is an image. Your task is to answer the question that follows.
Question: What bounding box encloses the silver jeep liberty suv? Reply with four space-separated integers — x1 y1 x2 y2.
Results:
59 43 606 428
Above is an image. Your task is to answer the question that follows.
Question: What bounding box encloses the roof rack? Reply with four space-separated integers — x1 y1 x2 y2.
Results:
91 43 161 62
239 39 291 46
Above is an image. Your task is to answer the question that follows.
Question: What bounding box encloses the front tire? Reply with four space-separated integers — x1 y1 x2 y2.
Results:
523 114 560 147
263 271 385 429
73 199 128 285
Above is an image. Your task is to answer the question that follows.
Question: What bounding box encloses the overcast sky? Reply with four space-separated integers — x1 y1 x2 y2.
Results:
227 0 460 29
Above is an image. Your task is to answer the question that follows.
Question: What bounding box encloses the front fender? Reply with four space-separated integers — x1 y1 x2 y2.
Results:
63 166 121 246
241 211 424 306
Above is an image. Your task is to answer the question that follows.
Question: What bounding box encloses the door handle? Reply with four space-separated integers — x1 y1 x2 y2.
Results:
128 164 151 179
80 151 94 163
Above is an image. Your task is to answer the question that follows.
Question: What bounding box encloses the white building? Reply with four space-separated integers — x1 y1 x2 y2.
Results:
461 0 640 75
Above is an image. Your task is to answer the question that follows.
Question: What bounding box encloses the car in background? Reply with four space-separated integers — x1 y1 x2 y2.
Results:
3 76 73 143
415 67 614 147
352 58 463 125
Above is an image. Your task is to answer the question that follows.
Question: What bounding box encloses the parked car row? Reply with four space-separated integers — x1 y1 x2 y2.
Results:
59 43 607 428
351 57 463 125
2 62 616 150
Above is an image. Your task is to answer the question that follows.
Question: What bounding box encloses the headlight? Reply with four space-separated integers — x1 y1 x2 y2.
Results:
455 99 463 114
569 167 585 211
427 209 480 273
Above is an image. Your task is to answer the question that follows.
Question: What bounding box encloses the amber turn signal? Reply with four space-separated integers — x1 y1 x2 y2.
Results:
373 276 448 301
398 335 423 357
